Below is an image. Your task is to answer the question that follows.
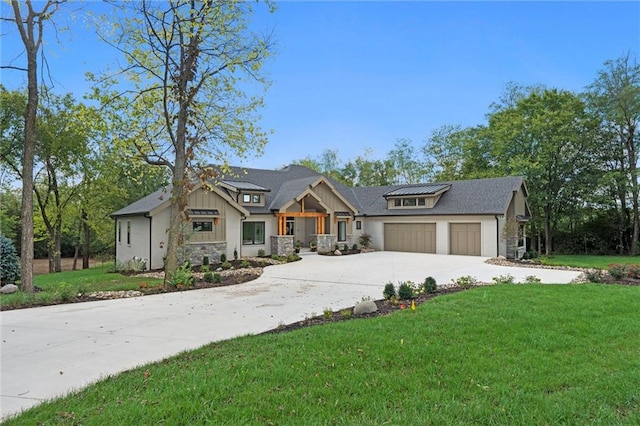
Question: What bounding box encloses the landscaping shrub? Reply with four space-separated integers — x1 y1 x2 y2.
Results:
492 274 516 285
323 308 333 319
233 248 238 261
213 273 222 283
607 264 627 280
626 264 640 279
221 261 233 270
423 276 437 293
220 253 227 263
352 243 358 251
0 235 20 284
169 262 195 288
585 270 604 283
454 275 478 289
383 282 396 299
397 281 414 299
202 256 209 266
257 249 265 257
358 233 372 248
201 265 210 273
240 260 250 268
56 282 76 302
523 275 542 284
203 272 214 283
343 244 349 252
286 254 300 262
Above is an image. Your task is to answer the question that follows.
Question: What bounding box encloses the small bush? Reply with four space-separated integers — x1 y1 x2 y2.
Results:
202 256 209 266
213 273 222 283
358 233 372 248
492 274 516 285
221 261 233 270
286 254 300 262
626 264 640 279
340 309 352 319
585 270 604 283
334 244 340 251
343 244 349 252
220 253 227 263
240 260 250 268
169 262 195 288
201 265 210 273
56 282 76 302
352 243 358 251
0 235 20 284
323 308 333 319
398 281 414 299
233 248 238 261
423 277 437 293
607 264 627 280
203 271 214 283
257 249 266 257
454 275 478 289
523 275 541 284
383 282 397 299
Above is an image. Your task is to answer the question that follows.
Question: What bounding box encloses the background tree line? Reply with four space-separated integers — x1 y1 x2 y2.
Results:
293 55 640 256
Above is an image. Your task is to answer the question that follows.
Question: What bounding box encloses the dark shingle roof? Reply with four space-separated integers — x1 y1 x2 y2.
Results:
112 164 525 219
353 176 525 216
220 180 269 192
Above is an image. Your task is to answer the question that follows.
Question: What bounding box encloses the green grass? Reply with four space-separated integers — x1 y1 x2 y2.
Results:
0 264 162 310
5 284 639 425
541 254 640 269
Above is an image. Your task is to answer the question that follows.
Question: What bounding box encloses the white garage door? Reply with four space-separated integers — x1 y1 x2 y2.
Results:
384 223 436 253
450 223 481 256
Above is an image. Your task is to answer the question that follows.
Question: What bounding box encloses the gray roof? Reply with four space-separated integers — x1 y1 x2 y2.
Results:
352 176 525 216
384 184 451 197
220 180 269 192
111 187 171 217
112 164 525 219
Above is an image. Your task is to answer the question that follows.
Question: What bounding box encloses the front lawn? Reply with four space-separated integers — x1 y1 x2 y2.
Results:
0 264 163 310
5 284 639 425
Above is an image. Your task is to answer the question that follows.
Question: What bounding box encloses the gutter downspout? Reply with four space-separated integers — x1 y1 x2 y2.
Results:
113 217 118 267
144 214 152 271
495 215 500 257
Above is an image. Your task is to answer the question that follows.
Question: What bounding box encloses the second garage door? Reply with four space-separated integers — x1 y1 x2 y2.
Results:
384 223 436 253
450 223 481 256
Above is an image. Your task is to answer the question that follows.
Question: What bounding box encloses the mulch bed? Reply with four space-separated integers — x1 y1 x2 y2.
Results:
262 286 466 335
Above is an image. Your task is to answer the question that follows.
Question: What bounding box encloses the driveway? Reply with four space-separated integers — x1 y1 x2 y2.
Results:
1 252 581 420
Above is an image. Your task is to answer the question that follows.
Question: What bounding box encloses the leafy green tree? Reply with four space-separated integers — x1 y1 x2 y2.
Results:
2 0 66 291
342 151 397 186
387 138 431 184
487 89 599 254
585 55 640 254
91 1 273 280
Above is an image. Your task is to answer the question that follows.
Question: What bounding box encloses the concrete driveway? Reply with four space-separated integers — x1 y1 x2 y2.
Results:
1 252 581 419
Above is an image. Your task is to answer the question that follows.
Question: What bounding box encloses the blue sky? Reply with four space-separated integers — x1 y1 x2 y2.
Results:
2 1 639 170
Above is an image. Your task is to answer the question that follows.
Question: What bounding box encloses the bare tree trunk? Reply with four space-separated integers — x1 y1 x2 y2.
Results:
82 209 90 269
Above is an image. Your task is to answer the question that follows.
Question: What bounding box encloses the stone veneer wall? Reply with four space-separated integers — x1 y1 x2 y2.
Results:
271 235 294 256
315 234 337 254
183 242 228 265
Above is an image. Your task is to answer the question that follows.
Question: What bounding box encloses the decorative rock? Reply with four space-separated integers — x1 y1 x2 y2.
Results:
353 300 378 315
334 249 342 256
0 284 19 294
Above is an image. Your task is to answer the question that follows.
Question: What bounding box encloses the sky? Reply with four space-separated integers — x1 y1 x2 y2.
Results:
2 1 639 171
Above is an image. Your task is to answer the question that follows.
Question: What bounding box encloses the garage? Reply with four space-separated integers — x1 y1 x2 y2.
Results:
384 223 436 253
450 223 481 256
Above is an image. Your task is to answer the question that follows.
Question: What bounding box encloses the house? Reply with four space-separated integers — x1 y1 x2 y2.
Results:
111 165 530 270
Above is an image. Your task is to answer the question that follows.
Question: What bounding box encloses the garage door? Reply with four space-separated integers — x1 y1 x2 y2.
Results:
450 223 481 256
384 223 436 253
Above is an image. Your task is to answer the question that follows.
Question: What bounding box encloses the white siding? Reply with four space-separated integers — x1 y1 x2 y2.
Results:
115 216 152 269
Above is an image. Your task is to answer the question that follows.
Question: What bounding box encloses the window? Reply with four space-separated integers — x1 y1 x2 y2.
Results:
338 221 347 242
126 221 131 245
402 198 417 207
118 221 122 244
417 198 426 206
394 199 402 207
285 217 295 236
243 222 265 245
242 194 251 203
193 221 213 232
393 197 427 208
356 220 362 230
252 194 261 203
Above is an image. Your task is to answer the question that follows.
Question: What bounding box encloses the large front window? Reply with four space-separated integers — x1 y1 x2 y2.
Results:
243 222 265 245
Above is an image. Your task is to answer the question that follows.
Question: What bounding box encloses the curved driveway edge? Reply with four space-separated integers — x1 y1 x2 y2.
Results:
1 252 581 420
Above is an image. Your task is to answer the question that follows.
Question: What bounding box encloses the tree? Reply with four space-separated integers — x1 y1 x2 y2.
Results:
387 138 431 184
3 0 66 291
487 89 599 254
585 55 640 254
92 1 273 281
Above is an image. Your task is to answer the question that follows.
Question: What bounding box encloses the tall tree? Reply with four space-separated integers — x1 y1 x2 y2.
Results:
487 89 599 254
585 55 640 254
93 1 273 281
3 0 66 291
387 138 431 184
